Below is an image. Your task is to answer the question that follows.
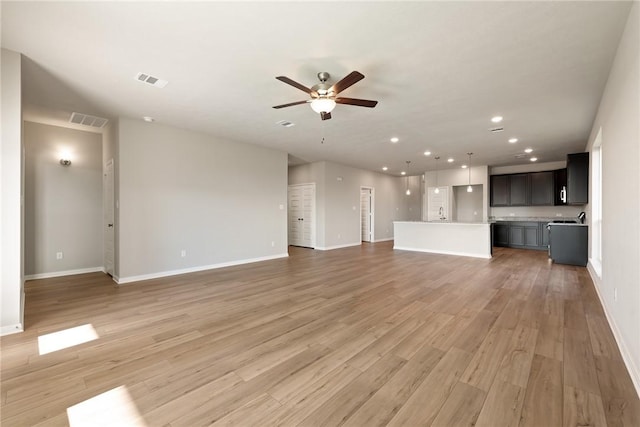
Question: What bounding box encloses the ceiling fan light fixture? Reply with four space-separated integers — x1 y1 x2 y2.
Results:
310 98 336 114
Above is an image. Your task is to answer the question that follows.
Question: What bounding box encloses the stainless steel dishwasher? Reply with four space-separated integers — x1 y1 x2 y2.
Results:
548 223 588 266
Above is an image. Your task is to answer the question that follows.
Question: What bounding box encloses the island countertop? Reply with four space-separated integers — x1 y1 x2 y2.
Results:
393 221 492 259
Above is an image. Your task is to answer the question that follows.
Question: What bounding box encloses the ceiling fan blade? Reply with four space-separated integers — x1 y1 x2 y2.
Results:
320 111 332 121
272 100 309 109
330 71 365 94
335 97 378 108
276 76 315 95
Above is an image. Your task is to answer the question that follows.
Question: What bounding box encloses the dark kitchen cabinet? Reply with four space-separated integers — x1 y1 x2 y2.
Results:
493 223 509 246
492 221 547 250
490 175 510 207
567 153 589 205
509 174 529 206
530 171 554 206
554 169 567 205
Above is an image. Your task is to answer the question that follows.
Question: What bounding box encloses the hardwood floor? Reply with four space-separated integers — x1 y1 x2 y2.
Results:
2 242 639 426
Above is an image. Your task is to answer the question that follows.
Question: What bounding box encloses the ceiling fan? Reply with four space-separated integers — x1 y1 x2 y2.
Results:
273 71 378 120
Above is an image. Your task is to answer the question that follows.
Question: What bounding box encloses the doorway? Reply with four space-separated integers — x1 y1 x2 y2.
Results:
288 183 315 248
360 187 374 242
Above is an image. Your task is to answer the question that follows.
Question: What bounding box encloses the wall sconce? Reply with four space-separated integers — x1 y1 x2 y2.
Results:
59 158 72 166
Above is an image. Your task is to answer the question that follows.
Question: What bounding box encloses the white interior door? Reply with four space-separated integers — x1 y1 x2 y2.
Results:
288 183 315 248
104 159 115 276
360 188 373 242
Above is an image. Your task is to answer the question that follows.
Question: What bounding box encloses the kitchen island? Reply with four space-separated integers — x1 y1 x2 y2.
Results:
393 221 492 259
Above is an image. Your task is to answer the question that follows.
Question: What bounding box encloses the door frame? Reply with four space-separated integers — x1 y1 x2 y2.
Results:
287 183 316 249
360 186 375 243
104 159 115 276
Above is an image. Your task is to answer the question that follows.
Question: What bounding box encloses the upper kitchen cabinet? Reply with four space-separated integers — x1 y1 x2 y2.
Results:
490 175 510 207
530 171 554 206
554 168 567 205
567 152 589 205
509 174 530 206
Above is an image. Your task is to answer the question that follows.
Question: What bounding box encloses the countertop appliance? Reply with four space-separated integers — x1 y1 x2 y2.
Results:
548 223 588 266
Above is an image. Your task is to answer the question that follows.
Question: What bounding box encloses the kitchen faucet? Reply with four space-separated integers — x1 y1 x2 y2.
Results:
439 206 446 220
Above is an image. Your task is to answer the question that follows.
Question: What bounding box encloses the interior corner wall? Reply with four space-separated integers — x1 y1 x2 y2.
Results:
289 161 411 249
584 2 640 395
116 118 288 281
424 165 489 222
1 48 24 335
24 122 103 276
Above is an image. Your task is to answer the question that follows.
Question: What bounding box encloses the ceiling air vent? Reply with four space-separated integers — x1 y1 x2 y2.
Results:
69 112 108 128
276 120 295 128
489 127 504 133
135 72 168 88
514 153 526 159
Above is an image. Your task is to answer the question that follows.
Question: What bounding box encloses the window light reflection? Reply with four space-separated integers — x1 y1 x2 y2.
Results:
38 324 99 355
67 385 147 427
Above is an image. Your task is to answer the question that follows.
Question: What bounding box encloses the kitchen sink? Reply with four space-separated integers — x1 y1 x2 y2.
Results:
550 219 579 223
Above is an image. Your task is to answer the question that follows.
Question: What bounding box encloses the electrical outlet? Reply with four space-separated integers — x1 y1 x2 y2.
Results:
509 213 515 216
614 288 618 301
181 249 186 257
338 233 341 239
56 252 63 260
279 204 284 210
271 241 275 247
556 213 563 217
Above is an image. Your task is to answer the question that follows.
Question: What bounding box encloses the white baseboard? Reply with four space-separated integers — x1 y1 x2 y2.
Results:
373 237 394 243
315 242 362 251
393 245 492 259
587 261 640 399
1 323 24 336
117 253 289 285
25 267 105 281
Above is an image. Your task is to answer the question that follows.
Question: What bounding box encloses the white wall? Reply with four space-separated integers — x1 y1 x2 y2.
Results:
289 161 411 249
117 118 288 281
1 48 24 335
24 121 103 277
424 165 489 222
584 2 640 395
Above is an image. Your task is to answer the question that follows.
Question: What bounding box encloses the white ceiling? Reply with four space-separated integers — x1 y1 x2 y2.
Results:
1 1 632 175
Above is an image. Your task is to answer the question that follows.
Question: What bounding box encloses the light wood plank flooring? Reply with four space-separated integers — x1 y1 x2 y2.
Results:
2 242 639 426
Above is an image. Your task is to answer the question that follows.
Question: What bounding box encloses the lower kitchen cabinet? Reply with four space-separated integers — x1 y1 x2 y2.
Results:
492 221 549 251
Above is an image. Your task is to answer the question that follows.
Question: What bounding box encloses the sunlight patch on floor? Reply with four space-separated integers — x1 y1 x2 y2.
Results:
37 324 99 355
67 385 147 427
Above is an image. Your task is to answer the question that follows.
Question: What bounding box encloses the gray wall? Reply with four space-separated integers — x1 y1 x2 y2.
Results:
117 118 288 281
1 48 24 334
289 161 412 249
585 2 639 393
24 121 103 276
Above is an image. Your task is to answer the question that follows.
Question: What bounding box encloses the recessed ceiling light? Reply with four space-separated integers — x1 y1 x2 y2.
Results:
524 148 533 153
142 116 154 123
390 137 399 143
530 157 538 162
508 138 518 143
424 151 431 156
382 166 388 171
447 158 454 163
461 165 468 169
401 171 406 175
491 116 503 123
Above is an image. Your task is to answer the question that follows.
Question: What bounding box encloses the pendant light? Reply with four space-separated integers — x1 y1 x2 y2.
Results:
466 152 473 193
434 156 440 194
405 161 411 196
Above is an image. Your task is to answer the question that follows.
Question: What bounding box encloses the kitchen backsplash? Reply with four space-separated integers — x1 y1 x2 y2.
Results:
490 205 583 219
